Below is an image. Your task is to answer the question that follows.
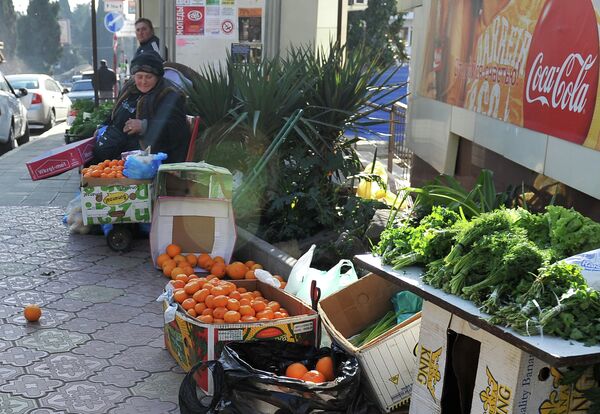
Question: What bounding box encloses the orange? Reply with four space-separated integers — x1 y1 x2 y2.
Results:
241 315 258 322
251 301 266 312
213 256 225 263
24 304 42 322
210 262 226 278
239 298 252 307
162 264 176 278
181 266 195 276
268 301 281 312
251 264 263 270
223 310 241 323
186 254 198 267
186 308 197 318
174 274 189 284
221 282 236 295
170 267 186 279
173 289 189 304
301 370 326 383
156 253 171 268
213 318 225 324
229 290 242 301
192 288 210 303
226 298 240 311
170 280 185 290
239 305 255 317
273 311 286 319
213 295 229 308
197 253 212 269
315 356 335 381
166 244 182 258
256 309 274 320
210 285 227 296
181 298 197 311
212 306 228 320
226 262 248 280
198 315 213 324
201 308 214 316
252 290 262 298
184 280 202 295
237 287 247 294
194 302 207 314
285 362 308 379
205 295 215 309
244 270 256 280
161 259 177 270
244 260 256 268
173 254 187 264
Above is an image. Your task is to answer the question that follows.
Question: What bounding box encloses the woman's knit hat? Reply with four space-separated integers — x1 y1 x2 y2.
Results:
131 52 164 76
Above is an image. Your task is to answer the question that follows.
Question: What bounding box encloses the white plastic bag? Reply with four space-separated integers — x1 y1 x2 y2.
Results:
285 245 358 305
562 248 600 290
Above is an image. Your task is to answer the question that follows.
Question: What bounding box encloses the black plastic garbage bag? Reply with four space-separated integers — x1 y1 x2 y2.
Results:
179 341 377 414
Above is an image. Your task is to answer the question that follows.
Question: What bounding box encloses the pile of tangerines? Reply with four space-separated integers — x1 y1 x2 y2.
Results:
155 243 286 288
283 356 335 383
81 159 126 179
157 244 290 324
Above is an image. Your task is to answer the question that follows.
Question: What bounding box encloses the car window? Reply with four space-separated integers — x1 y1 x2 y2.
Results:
9 79 38 89
46 79 61 92
72 81 93 92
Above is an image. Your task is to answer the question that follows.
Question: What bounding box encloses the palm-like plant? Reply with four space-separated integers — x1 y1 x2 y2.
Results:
183 41 406 247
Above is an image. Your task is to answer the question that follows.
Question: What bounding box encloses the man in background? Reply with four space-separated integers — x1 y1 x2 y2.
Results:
135 17 167 61
94 59 117 100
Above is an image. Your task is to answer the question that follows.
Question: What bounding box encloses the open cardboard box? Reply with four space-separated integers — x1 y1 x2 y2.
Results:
410 301 597 414
150 196 236 268
80 176 153 225
318 273 422 413
163 279 319 394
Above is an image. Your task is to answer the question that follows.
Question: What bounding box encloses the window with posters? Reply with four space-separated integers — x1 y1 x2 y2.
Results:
419 0 600 151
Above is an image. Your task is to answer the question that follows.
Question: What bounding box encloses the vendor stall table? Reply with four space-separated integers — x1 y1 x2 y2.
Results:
354 254 600 368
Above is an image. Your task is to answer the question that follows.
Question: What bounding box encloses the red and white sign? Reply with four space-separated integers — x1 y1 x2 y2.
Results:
176 5 205 36
221 19 234 34
523 0 599 145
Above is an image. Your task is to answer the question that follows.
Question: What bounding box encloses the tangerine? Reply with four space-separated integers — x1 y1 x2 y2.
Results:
185 254 198 267
192 288 210 303
285 362 308 379
172 254 187 264
241 315 258 322
212 307 228 319
213 295 229 308
23 304 42 322
184 280 202 295
156 253 171 268
186 308 197 317
198 315 213 324
166 244 182 258
301 370 326 383
173 289 189 304
315 356 335 381
245 270 256 280
197 253 212 269
226 262 248 280
239 305 255 317
181 298 197 311
244 260 256 268
223 310 241 323
210 262 226 278
170 280 185 289
194 302 207 314
226 298 240 311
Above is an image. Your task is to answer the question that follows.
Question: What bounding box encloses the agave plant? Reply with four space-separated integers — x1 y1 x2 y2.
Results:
182 41 407 247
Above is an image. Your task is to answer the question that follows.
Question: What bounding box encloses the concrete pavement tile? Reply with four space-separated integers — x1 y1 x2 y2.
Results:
0 365 26 381
47 259 95 272
78 303 139 324
110 292 157 308
34 248 76 260
1 374 63 398
89 365 151 388
110 346 178 372
17 329 89 353
1 346 49 367
40 382 129 414
28 409 68 414
45 297 93 312
0 303 21 318
128 312 165 329
56 272 110 285
16 255 50 265
0 324 29 340
0 252 25 262
0 394 36 413
108 396 177 414
65 285 123 303
0 339 10 352
147 336 167 349
96 278 139 289
130 371 183 404
28 353 108 381
37 281 77 294
0 262 38 276
0 276 45 291
91 255 150 271
58 317 109 334
2 290 59 307
24 268 65 278
72 340 127 359
9 309 73 328
91 323 162 347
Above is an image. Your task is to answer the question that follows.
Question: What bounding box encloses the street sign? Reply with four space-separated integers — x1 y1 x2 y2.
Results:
104 11 125 33
104 0 123 13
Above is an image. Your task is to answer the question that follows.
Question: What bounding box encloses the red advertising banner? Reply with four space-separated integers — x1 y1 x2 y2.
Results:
419 0 600 149
176 5 205 36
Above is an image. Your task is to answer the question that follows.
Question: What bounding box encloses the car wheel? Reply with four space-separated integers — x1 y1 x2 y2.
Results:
44 110 56 131
0 123 16 154
17 122 30 146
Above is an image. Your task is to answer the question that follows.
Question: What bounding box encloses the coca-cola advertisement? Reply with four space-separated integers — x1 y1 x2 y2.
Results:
419 0 600 148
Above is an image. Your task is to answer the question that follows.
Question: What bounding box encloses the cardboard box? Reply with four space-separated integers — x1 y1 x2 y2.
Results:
410 301 597 414
163 280 319 393
318 273 422 413
26 136 94 180
150 196 236 266
80 176 152 225
155 162 233 199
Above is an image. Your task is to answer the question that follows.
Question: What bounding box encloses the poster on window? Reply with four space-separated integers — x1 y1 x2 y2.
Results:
419 0 600 150
238 8 262 42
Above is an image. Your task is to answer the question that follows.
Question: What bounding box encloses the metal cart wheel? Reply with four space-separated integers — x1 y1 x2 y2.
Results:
106 225 133 252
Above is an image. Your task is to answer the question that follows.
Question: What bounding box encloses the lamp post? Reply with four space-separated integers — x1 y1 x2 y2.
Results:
91 0 99 107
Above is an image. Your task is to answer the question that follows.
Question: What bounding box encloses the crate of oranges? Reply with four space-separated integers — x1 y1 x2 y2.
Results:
80 159 153 225
162 275 319 394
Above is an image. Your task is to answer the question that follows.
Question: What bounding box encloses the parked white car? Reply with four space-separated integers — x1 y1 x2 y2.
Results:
67 79 95 103
6 74 71 131
0 71 29 152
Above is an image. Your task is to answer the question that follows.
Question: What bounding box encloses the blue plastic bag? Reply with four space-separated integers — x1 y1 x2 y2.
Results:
123 152 167 179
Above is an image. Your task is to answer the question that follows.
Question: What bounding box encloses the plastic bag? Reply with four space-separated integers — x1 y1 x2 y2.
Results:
63 194 91 235
285 245 358 306
563 248 600 290
123 152 167 179
179 341 375 414
391 291 423 324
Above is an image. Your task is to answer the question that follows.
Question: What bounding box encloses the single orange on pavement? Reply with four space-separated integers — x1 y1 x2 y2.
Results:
24 304 42 322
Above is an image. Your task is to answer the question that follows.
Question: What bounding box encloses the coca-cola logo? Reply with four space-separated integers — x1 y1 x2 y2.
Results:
523 0 598 144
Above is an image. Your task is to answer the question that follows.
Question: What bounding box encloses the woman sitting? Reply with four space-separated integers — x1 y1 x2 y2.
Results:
92 52 190 164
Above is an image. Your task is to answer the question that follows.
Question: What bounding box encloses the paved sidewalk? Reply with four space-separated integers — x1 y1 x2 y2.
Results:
0 126 183 413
